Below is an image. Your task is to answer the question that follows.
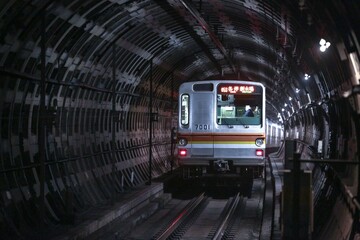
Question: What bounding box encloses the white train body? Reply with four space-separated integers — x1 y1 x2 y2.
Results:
177 80 266 178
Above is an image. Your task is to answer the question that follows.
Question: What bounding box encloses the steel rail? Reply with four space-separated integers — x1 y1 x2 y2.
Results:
153 192 206 240
212 192 241 240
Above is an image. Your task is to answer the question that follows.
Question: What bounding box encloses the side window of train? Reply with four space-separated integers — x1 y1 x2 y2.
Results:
181 94 189 127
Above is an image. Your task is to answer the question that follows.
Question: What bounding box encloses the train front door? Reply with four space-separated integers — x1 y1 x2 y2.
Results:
191 93 214 157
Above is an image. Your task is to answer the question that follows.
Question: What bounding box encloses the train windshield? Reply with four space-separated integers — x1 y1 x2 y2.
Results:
216 84 263 126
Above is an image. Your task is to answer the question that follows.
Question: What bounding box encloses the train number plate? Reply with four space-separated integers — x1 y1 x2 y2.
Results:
195 124 210 130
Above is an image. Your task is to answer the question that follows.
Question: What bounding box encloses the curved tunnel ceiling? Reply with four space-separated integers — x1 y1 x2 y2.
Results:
1 0 360 238
1 0 358 122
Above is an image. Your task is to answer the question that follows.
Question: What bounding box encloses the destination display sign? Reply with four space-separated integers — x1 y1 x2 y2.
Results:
219 85 255 94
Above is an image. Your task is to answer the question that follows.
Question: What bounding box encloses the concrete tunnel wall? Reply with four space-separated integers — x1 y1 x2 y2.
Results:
0 0 359 239
0 2 179 237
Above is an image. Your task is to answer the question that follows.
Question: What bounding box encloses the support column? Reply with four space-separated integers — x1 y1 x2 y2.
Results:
39 9 46 229
148 58 153 185
170 73 174 173
282 140 312 240
111 44 117 203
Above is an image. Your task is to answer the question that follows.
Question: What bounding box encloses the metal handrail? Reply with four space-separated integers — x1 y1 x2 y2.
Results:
288 139 360 214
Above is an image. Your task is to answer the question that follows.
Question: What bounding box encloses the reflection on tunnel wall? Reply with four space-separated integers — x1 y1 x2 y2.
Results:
284 97 358 162
265 119 283 149
281 95 360 238
0 71 176 234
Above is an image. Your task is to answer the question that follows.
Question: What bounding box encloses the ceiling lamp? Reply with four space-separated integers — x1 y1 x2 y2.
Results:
304 73 310 80
319 38 331 52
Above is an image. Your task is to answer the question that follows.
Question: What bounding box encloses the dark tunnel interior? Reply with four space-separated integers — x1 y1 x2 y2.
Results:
0 0 359 239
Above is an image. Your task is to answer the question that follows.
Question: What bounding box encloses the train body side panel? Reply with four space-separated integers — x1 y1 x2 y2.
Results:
188 91 214 156
213 134 265 161
178 133 265 166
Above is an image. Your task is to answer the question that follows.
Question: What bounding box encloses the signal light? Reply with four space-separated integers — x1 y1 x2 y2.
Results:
179 149 187 156
255 149 264 156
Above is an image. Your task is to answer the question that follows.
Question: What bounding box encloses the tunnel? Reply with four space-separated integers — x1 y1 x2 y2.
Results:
0 0 359 239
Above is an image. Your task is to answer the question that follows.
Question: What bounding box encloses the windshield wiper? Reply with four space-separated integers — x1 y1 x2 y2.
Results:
220 118 249 128
233 117 248 128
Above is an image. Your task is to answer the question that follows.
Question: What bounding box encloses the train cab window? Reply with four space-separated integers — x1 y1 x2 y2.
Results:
180 94 189 126
216 84 263 126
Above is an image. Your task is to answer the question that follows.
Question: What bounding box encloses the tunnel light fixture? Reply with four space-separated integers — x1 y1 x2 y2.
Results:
307 93 312 103
295 88 300 93
319 38 331 52
304 73 310 80
284 103 288 107
349 52 360 84
289 97 292 101
281 108 285 112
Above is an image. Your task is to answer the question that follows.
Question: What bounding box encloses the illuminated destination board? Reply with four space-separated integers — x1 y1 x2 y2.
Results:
219 85 255 94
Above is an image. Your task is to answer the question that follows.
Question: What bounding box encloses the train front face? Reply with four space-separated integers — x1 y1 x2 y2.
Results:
177 80 266 179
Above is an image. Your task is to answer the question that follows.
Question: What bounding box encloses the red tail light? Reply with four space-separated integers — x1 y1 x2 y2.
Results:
255 149 264 156
179 149 187 157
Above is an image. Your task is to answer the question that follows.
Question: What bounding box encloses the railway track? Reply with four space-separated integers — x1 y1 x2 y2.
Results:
153 192 207 240
92 160 275 240
115 177 265 240
152 192 244 240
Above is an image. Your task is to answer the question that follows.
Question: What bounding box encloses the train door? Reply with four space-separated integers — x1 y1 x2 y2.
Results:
190 92 214 157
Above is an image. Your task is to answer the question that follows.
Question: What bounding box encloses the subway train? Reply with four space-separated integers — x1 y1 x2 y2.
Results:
176 80 268 180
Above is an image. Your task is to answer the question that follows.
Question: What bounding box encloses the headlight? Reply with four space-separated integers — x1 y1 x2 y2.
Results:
178 138 188 146
255 138 264 147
